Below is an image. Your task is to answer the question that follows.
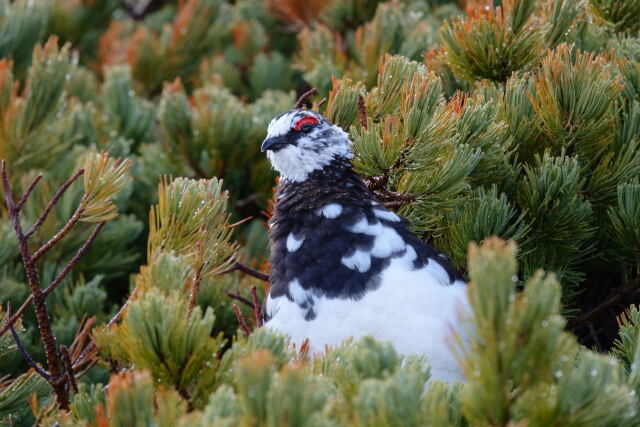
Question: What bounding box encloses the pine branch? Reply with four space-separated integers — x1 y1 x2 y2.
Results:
365 138 414 193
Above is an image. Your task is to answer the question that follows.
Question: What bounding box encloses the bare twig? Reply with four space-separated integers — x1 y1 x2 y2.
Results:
294 88 318 109
6 304 51 382
588 322 603 352
73 287 140 372
43 223 106 295
568 285 640 329
179 143 208 179
60 346 78 394
71 343 100 376
251 285 264 327
0 298 32 339
357 95 367 129
187 267 203 317
30 201 86 263
68 317 98 377
0 223 106 339
227 216 253 229
25 168 84 238
0 375 11 389
225 290 254 309
220 261 269 282
17 174 42 210
374 187 419 208
233 304 252 336
74 359 98 379
381 200 407 208
299 338 310 359
1 160 68 409
236 193 258 209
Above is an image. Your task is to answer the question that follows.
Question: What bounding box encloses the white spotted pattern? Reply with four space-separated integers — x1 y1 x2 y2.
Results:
340 217 406 272
318 203 343 218
288 279 308 306
341 250 372 273
286 232 304 252
373 208 401 222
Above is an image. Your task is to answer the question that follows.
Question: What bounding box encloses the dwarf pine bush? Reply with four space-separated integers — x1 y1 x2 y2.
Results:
0 0 638 425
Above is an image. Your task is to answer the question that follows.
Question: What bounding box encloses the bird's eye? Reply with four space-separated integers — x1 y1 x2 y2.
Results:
293 116 319 132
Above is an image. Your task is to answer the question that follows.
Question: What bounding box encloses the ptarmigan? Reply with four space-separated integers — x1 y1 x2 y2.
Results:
261 108 469 382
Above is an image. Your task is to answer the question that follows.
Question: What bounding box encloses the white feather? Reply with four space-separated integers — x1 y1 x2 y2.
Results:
266 138 352 182
286 232 304 252
341 250 372 273
267 113 295 138
318 203 343 218
288 279 309 305
373 208 401 222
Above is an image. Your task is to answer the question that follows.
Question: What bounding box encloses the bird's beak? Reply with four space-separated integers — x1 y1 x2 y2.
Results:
261 136 287 152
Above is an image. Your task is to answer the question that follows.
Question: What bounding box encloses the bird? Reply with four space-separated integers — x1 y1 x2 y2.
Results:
260 108 469 382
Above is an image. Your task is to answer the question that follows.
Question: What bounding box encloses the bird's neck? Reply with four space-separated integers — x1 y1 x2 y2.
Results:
273 156 370 215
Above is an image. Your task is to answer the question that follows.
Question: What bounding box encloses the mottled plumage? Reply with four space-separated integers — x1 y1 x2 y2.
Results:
261 109 469 382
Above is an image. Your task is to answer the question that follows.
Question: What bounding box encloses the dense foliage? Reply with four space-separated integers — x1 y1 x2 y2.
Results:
0 0 639 425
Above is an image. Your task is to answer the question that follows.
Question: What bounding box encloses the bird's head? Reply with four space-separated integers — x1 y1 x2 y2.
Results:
261 109 353 182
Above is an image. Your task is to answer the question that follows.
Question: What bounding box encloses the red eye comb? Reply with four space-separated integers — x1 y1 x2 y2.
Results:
293 116 319 131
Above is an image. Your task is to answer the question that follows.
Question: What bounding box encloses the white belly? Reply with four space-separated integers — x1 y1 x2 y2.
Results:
264 253 470 383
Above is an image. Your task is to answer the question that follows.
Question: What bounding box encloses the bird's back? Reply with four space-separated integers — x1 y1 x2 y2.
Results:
264 159 469 382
